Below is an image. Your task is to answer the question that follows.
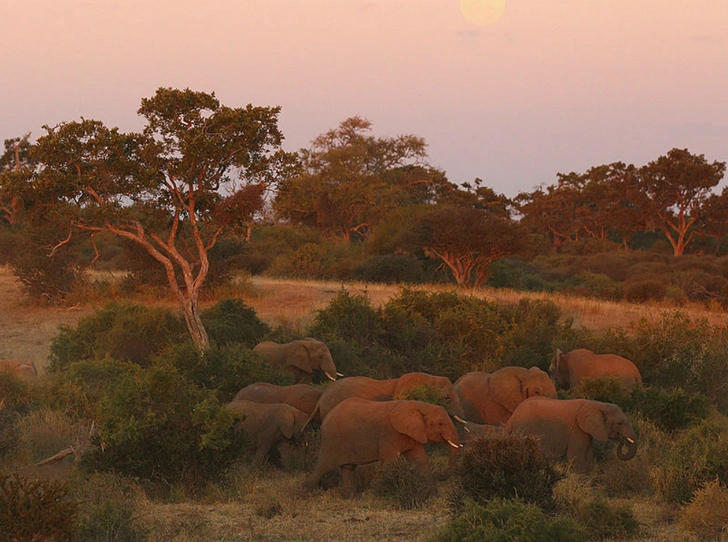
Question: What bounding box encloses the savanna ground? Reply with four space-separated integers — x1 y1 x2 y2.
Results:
2 266 728 540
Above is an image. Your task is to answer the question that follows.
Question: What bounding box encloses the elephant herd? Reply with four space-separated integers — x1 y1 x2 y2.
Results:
229 340 643 497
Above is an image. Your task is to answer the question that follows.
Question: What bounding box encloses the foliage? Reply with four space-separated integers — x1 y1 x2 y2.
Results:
372 457 434 510
353 254 424 284
678 479 728 540
49 301 188 371
627 386 712 432
201 298 270 348
76 501 147 542
567 497 641 541
652 417 728 503
80 364 243 492
0 472 79 541
432 498 587 542
452 435 562 513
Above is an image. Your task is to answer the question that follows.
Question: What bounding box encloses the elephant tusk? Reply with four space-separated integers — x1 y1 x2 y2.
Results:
446 440 462 449
464 425 471 433
336 372 344 377
326 372 337 381
453 415 467 425
626 437 634 444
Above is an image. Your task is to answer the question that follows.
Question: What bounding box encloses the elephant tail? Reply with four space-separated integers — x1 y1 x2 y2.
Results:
300 402 320 435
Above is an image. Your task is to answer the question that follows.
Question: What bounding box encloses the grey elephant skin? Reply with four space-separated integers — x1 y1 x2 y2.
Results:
232 382 323 422
550 349 642 390
0 359 37 380
306 372 467 425
303 398 461 498
226 399 310 465
252 338 338 384
506 397 638 473
455 366 557 425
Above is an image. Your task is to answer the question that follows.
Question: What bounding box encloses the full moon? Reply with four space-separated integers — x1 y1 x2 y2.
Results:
460 0 505 27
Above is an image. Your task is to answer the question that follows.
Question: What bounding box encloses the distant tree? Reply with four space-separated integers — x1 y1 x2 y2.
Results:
26 88 296 350
637 148 726 256
515 182 582 252
698 186 728 254
0 135 33 225
274 116 446 241
405 205 524 287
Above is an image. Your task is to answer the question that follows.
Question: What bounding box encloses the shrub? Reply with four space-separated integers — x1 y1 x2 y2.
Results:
353 254 423 284
652 417 728 503
308 289 383 346
432 498 587 542
678 479 728 540
570 497 641 541
201 298 270 348
623 274 668 302
48 302 188 371
80 365 243 493
372 457 433 509
394 384 450 410
626 386 712 432
573 271 623 301
452 434 561 513
0 472 79 541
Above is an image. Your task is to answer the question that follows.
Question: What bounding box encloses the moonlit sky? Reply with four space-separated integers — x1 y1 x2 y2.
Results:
2 0 727 196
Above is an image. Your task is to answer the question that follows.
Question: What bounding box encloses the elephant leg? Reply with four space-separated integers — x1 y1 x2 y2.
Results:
402 446 437 496
339 465 357 499
566 438 593 474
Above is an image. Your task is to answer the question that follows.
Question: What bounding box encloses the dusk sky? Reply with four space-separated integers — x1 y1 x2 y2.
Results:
2 0 727 196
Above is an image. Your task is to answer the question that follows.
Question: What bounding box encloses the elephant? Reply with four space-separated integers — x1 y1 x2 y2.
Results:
506 397 638 473
252 338 339 384
302 398 461 498
0 359 37 380
232 382 323 422
454 366 557 425
226 399 310 465
305 372 467 427
550 349 642 390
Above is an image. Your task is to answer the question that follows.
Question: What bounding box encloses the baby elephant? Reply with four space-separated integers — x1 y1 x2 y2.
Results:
226 400 310 465
506 397 638 473
303 398 461 498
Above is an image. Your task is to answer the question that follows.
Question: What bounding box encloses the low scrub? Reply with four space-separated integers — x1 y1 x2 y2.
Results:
372 457 433 509
678 479 728 540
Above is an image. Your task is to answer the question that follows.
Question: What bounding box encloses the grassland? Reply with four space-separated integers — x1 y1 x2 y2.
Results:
2 266 727 540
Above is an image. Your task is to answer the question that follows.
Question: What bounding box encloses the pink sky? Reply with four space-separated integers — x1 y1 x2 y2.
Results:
2 0 727 195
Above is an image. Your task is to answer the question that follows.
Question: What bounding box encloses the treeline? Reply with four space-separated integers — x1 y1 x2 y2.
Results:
1 88 727 311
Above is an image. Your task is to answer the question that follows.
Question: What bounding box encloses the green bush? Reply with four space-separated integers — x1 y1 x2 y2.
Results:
652 417 728 503
432 498 587 542
452 435 561 513
626 386 712 432
80 365 243 493
623 274 668 303
201 298 270 348
0 472 79 541
570 497 641 541
49 302 187 371
308 289 383 346
372 457 433 509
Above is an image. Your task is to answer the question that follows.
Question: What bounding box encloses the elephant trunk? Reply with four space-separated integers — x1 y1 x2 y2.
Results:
616 434 638 461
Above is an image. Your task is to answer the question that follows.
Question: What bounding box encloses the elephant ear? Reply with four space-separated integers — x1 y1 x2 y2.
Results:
289 342 313 373
576 402 609 442
390 403 428 444
490 371 525 414
275 408 296 440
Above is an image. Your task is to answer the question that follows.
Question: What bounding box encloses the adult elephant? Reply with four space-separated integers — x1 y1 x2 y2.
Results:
306 372 467 425
302 398 461 498
550 349 642 390
454 366 557 425
506 397 638 473
226 399 310 465
232 382 323 421
0 359 37 380
253 338 339 384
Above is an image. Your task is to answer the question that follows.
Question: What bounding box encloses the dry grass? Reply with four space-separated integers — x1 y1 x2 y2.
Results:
3 267 728 540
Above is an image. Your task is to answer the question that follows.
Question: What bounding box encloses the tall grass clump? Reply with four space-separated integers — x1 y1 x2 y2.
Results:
678 479 728 540
372 457 433 509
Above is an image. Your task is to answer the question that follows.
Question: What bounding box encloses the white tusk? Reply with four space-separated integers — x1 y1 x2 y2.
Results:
464 426 471 433
336 372 344 377
447 440 462 449
453 415 467 425
326 373 337 381
626 437 634 444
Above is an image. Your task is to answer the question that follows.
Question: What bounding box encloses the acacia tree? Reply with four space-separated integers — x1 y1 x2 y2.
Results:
637 148 726 256
515 183 582 252
28 88 295 351
406 205 523 287
274 116 446 240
